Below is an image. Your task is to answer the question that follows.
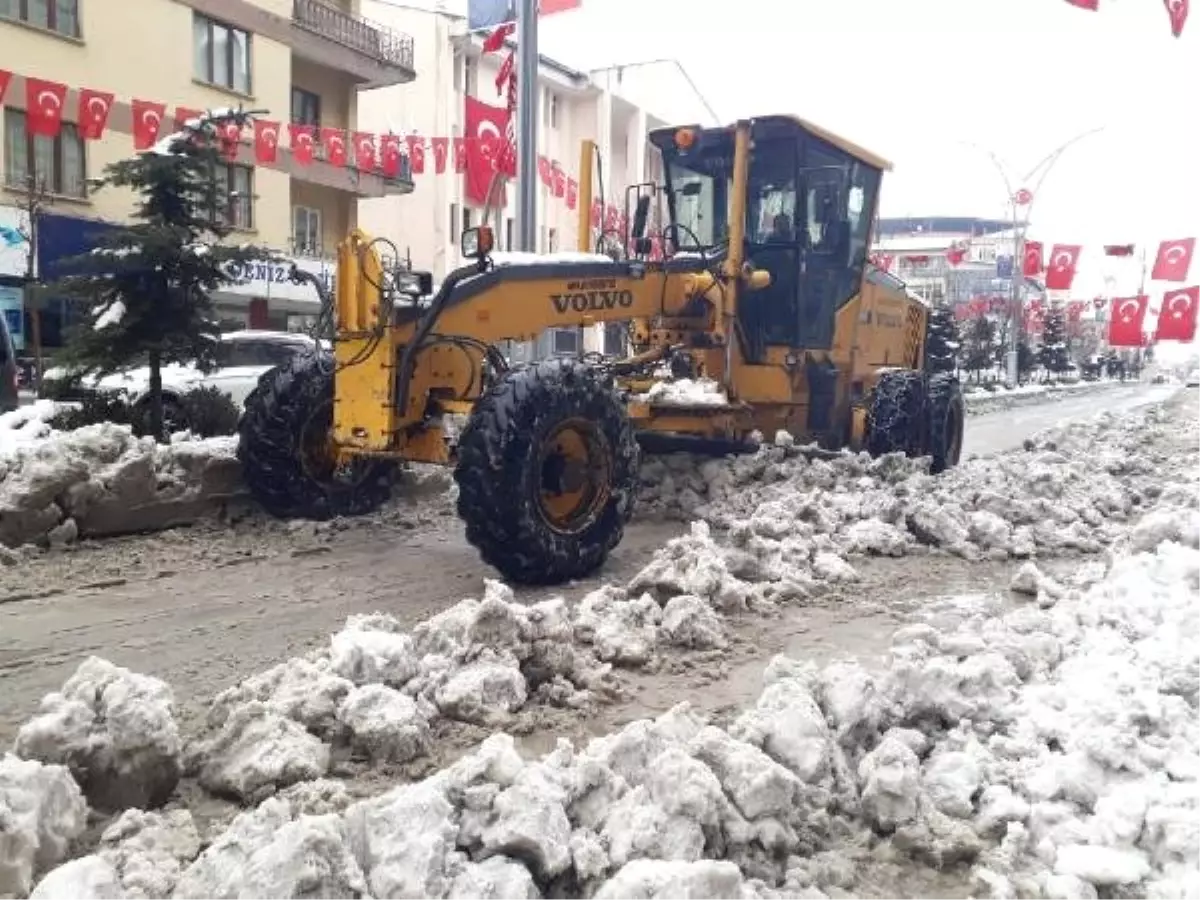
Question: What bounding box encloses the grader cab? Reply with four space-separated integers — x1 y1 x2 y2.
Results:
237 115 965 585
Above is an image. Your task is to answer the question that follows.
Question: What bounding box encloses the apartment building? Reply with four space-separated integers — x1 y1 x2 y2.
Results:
0 0 415 351
355 2 686 356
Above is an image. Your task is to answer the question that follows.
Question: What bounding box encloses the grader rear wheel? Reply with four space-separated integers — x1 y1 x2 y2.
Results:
454 358 640 585
865 370 929 458
237 352 395 520
927 372 965 473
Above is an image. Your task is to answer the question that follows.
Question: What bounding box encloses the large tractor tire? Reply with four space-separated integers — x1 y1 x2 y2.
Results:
926 372 965 473
454 358 641 585
237 352 395 520
865 370 929 458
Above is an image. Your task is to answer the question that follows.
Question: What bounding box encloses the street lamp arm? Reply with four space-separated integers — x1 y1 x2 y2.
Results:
1020 126 1106 188
958 140 1016 200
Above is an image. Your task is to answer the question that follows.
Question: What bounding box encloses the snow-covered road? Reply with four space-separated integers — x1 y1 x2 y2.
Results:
0 383 1181 747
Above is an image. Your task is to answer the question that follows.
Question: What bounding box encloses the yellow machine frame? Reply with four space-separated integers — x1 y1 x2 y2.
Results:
328 116 927 466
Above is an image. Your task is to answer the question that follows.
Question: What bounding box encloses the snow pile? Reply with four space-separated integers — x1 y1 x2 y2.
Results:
187 581 614 801
0 755 88 898
964 379 1130 416
13 657 183 812
0 423 240 548
636 378 730 407
637 405 1192 576
0 402 59 458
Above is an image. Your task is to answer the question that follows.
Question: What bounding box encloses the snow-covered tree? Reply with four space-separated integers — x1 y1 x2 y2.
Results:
1038 305 1070 379
962 314 997 379
50 108 270 439
925 304 960 374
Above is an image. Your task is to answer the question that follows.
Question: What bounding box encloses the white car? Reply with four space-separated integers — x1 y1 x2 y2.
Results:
42 330 325 419
1186 369 1200 388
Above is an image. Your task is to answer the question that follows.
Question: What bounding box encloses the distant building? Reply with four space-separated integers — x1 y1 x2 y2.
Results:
872 216 1043 308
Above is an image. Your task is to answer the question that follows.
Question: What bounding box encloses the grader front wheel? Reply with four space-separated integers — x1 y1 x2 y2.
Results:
454 359 641 585
237 352 395 520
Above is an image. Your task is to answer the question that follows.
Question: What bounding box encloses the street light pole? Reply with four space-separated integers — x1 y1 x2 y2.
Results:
516 0 539 252
963 127 1104 387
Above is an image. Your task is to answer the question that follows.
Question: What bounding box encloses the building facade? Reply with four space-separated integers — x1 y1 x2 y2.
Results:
0 0 416 354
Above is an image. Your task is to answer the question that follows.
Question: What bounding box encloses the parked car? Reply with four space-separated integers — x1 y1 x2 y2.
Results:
41 330 325 421
1186 369 1200 388
0 311 17 413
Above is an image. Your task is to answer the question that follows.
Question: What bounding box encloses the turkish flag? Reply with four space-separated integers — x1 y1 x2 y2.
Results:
431 137 449 174
406 136 425 175
77 89 115 140
1165 0 1188 36
1064 0 1098 8
254 120 280 164
175 107 202 130
551 163 566 199
379 134 401 178
463 96 509 205
0 70 11 105
1067 300 1086 322
482 21 514 53
217 121 242 161
1151 237 1195 282
539 0 581 13
453 137 467 174
1045 244 1082 290
290 124 316 165
353 132 376 171
946 244 967 266
1107 295 1150 346
1155 286 1199 341
131 100 167 150
321 127 347 167
24 78 68 137
1022 241 1044 276
566 178 578 211
1025 300 1046 333
537 155 552 187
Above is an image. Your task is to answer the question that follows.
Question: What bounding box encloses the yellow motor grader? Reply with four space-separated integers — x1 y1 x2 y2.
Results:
237 114 964 584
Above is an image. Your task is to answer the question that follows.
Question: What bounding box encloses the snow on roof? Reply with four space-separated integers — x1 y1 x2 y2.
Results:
872 235 962 253
489 251 614 267
220 329 318 344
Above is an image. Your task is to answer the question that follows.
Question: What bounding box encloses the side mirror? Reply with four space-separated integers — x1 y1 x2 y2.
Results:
461 226 494 260
632 194 652 240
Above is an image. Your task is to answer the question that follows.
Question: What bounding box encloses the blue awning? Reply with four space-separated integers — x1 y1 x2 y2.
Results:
37 212 122 283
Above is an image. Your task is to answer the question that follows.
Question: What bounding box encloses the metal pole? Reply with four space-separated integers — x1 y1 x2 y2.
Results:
516 0 539 252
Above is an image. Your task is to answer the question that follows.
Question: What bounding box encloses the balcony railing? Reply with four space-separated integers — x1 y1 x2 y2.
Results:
292 0 415 72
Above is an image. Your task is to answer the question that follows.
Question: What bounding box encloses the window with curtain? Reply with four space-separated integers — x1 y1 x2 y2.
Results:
0 0 80 37
213 162 254 229
193 12 252 94
3 109 86 197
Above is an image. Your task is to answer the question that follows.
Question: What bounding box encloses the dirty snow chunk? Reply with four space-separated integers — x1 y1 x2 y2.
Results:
640 378 729 407
14 656 182 811
731 677 833 786
574 588 661 665
434 658 528 724
594 859 745 899
29 856 122 900
336 684 430 763
812 551 858 582
659 595 727 650
688 726 801 821
1129 507 1200 552
0 400 59 458
329 619 419 687
483 767 572 879
844 518 910 557
206 656 352 736
343 782 458 899
922 751 982 819
97 808 200 900
193 702 330 802
629 522 752 611
858 734 921 831
1055 844 1151 886
1008 561 1065 599
447 856 539 899
0 754 88 898
175 805 366 900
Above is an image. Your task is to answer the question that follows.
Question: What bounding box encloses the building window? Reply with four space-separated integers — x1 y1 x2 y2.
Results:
0 0 80 37
3 109 86 197
290 88 321 129
462 207 473 233
505 217 513 251
454 52 477 96
213 162 253 229
193 13 252 94
292 206 321 256
543 91 559 128
449 203 459 243
547 227 558 252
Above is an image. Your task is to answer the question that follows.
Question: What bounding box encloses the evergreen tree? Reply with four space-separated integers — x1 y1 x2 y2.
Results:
1038 305 1070 379
925 304 960 374
50 108 270 440
1017 339 1036 382
962 314 996 379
